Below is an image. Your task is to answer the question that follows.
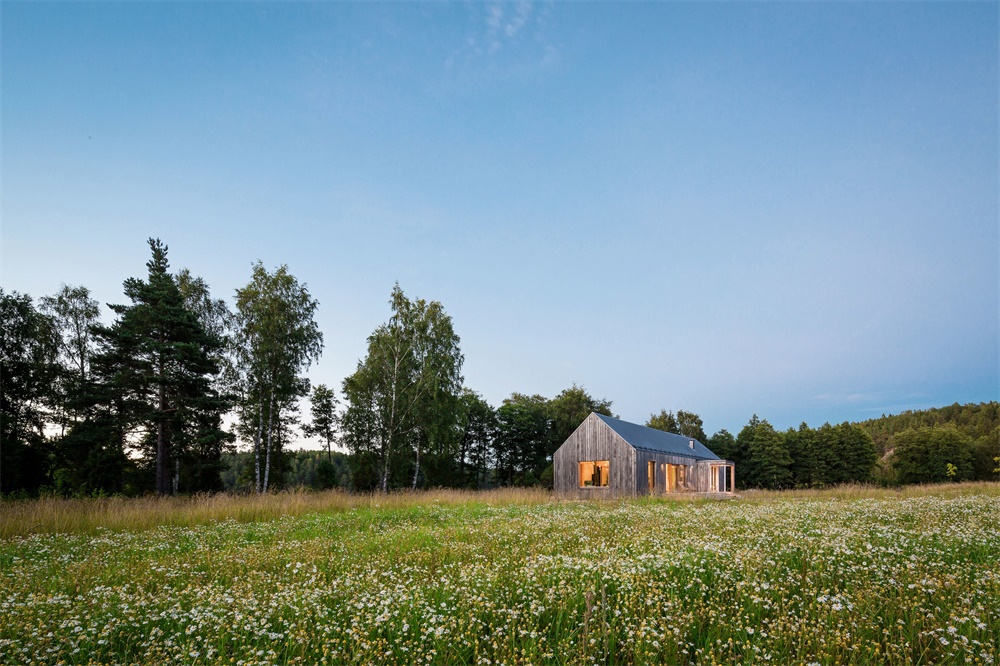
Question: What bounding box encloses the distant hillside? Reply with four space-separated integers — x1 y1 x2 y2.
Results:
856 401 999 454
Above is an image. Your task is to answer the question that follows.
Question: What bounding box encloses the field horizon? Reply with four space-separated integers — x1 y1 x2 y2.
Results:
2 481 999 541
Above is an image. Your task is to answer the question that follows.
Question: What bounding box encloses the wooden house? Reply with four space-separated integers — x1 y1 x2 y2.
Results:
553 413 735 497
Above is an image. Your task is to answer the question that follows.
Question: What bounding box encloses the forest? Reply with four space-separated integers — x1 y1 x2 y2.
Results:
2 239 998 497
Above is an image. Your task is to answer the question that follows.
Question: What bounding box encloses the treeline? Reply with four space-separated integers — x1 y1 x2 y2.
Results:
2 239 997 496
856 402 999 485
702 405 999 490
2 239 322 497
221 450 352 492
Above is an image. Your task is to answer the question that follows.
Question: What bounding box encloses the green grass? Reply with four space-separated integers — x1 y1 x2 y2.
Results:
2 484 999 664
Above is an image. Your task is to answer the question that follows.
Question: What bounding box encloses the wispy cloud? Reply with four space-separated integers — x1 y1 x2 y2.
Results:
448 1 555 67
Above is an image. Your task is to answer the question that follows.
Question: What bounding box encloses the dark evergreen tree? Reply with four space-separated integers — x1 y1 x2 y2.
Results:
707 429 736 461
835 422 877 484
729 415 760 487
785 423 822 488
92 239 231 495
744 419 793 489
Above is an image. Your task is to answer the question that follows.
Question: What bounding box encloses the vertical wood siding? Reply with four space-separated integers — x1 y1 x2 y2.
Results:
553 414 634 498
554 414 732 497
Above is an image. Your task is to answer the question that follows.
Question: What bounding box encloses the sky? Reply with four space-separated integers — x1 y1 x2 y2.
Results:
3 2 998 445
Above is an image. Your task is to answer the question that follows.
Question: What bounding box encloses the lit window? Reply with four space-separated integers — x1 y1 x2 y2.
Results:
578 460 609 487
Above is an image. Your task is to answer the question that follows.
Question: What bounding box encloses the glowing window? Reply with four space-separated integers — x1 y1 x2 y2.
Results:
578 460 609 487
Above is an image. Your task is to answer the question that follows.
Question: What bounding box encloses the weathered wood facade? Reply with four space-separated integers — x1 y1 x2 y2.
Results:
553 413 734 498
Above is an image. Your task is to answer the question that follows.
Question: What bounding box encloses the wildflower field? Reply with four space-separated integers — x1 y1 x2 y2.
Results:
1 485 998 665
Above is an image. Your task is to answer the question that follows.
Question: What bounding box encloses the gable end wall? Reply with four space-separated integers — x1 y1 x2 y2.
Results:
553 413 636 497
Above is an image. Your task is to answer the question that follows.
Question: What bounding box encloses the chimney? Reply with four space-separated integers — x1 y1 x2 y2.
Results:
689 439 695 449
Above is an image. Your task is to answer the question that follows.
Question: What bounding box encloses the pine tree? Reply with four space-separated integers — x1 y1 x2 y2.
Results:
745 419 793 489
93 239 231 495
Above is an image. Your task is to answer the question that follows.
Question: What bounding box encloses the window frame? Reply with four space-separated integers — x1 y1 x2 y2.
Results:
578 460 610 488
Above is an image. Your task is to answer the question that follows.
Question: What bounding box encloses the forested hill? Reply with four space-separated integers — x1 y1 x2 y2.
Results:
856 402 999 454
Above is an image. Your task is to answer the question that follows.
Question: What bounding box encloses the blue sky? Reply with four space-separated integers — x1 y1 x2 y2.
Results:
3 2 997 442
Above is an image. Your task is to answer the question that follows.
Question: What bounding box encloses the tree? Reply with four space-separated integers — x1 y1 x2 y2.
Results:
747 419 793 489
93 239 231 495
0 290 59 494
547 384 613 456
341 285 463 492
304 384 339 462
495 393 549 485
455 389 497 488
785 422 824 488
646 409 679 434
675 410 707 443
892 427 974 485
176 270 232 347
707 429 736 462
727 415 760 486
972 426 999 480
233 262 323 493
834 422 877 484
734 416 792 489
38 285 101 435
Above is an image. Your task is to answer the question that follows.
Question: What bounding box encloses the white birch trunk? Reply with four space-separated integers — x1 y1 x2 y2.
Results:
263 388 275 492
254 402 263 493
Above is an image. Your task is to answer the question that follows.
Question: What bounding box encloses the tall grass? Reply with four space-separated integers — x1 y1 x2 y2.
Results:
2 481 996 540
0 487 552 539
738 480 1000 502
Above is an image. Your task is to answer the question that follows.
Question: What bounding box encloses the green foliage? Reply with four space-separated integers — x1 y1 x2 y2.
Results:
495 393 549 486
675 410 707 442
89 239 232 495
0 289 59 494
546 383 613 457
221 450 350 491
744 419 793 489
455 389 498 489
303 384 340 458
341 284 463 492
232 261 323 493
858 402 999 456
707 429 736 461
972 426 1000 480
646 409 679 434
38 284 101 434
892 427 975 485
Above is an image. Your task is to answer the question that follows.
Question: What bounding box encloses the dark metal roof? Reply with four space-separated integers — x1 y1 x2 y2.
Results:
595 413 721 461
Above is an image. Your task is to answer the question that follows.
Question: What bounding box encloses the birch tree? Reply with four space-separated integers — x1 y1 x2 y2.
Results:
341 285 463 492
233 262 322 493
39 285 101 433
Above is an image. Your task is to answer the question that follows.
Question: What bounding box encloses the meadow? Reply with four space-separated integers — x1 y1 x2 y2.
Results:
1 484 998 665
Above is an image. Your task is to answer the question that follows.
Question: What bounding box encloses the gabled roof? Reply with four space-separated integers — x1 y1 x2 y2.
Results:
594 413 721 461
